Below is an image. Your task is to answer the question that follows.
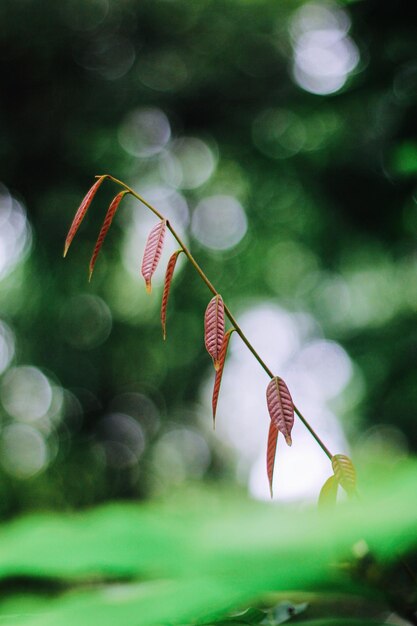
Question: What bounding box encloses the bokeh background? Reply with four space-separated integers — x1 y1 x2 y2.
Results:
1 0 416 516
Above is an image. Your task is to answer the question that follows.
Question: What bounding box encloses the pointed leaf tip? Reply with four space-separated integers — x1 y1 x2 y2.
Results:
266 421 279 498
160 250 182 340
141 220 166 293
318 475 338 510
89 191 127 280
64 175 106 257
266 376 294 446
212 329 233 427
204 295 225 370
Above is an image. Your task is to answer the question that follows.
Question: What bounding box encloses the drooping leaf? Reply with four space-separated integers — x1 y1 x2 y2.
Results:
318 475 339 510
141 219 166 293
212 329 233 427
204 295 225 371
266 421 279 498
332 454 356 495
161 249 182 340
89 190 128 281
63 175 107 257
266 377 294 446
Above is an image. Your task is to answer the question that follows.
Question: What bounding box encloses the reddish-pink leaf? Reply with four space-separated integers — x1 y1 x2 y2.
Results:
89 191 128 281
141 219 166 294
212 329 233 427
64 175 107 258
266 376 294 446
204 295 225 370
161 249 182 340
266 421 279 498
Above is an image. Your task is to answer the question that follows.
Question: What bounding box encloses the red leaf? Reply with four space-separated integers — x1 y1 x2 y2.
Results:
161 249 182 340
212 329 233 427
64 175 107 258
266 421 279 498
266 376 294 446
331 454 356 495
89 191 128 281
141 220 166 293
204 295 225 370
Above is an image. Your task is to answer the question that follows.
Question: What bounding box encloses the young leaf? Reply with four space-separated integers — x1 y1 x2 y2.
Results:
204 295 225 371
161 249 183 340
141 219 166 294
64 175 107 258
332 454 356 495
318 475 338 510
89 190 128 281
266 377 294 446
212 329 233 427
266 421 279 498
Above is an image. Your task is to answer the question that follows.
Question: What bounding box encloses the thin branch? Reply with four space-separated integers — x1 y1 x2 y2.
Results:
97 174 333 461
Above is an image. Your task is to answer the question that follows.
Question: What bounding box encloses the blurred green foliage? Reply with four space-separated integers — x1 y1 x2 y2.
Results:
1 461 417 624
0 4 417 617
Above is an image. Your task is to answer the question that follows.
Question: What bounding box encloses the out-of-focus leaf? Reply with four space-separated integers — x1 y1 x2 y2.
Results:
141 219 166 293
212 329 233 427
318 476 339 510
89 190 128 280
204 295 225 370
266 377 294 446
63 175 107 257
1 462 417 625
161 249 182 340
332 455 356 495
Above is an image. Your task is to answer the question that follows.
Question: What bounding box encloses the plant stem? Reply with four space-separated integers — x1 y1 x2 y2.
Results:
100 174 334 462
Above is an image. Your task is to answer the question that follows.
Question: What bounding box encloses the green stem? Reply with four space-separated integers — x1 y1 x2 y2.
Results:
100 174 333 461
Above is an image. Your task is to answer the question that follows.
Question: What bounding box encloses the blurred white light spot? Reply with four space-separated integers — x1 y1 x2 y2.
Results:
290 2 359 95
0 320 15 375
191 195 247 251
1 366 52 422
290 339 353 400
151 427 211 486
65 0 109 32
137 51 188 92
159 138 216 189
252 109 306 159
0 184 32 280
61 294 112 350
122 186 189 282
200 303 350 502
76 35 136 80
0 424 48 478
97 413 145 469
118 108 171 158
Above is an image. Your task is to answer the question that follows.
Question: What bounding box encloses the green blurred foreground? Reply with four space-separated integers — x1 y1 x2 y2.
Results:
0 461 416 626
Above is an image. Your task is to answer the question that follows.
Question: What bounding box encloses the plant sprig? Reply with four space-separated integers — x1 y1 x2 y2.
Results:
64 173 357 500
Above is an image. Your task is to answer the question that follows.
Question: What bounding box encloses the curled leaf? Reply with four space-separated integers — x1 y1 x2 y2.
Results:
212 329 233 427
332 454 356 495
161 249 182 340
266 376 294 446
266 421 279 498
204 295 225 371
64 175 107 258
89 191 128 281
141 220 166 294
318 475 338 510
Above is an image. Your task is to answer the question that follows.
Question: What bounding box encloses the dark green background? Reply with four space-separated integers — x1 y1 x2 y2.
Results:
0 0 416 515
